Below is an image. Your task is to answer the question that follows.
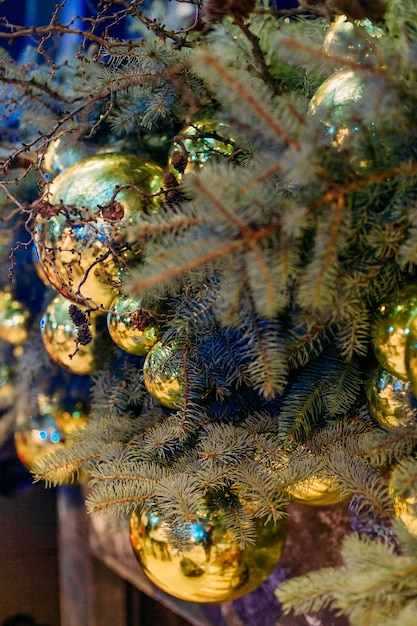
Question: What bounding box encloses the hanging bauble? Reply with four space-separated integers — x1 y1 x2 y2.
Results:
390 465 417 537
169 119 235 176
34 153 164 309
107 293 160 356
307 67 394 173
14 391 89 483
287 475 347 506
0 289 30 346
40 295 112 376
323 15 383 69
129 508 287 604
366 366 417 429
371 285 417 382
143 340 210 409
405 310 417 397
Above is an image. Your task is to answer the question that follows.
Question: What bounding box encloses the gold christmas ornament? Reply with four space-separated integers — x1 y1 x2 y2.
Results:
14 392 89 482
130 508 287 604
34 153 164 308
107 293 159 356
366 366 417 429
287 475 347 506
169 119 235 175
390 466 417 537
371 285 417 382
323 15 383 69
43 135 96 175
143 340 210 409
0 290 30 345
405 310 417 397
40 294 110 376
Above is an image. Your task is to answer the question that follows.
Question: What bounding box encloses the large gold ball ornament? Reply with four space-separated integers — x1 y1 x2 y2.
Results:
371 286 417 382
130 508 287 604
40 295 111 376
366 366 417 429
143 340 210 409
14 392 89 482
107 293 159 356
34 153 164 308
287 475 347 506
169 119 235 175
0 290 30 345
323 15 383 69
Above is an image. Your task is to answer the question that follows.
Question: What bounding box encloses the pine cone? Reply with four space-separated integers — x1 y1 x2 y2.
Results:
130 308 155 331
100 200 125 221
204 0 256 24
76 324 93 346
69 304 89 327
171 150 188 174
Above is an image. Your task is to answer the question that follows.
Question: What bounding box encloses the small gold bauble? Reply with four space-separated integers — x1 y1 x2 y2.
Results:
390 466 417 536
14 392 89 482
107 293 159 356
366 366 417 429
0 290 30 345
169 119 235 175
40 295 109 375
130 508 287 604
287 476 347 506
371 285 417 381
34 153 164 308
143 340 210 409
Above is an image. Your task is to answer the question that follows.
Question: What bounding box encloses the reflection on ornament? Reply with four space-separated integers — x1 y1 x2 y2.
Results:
308 68 389 172
32 245 52 287
367 366 417 429
43 135 96 175
143 341 210 409
323 15 383 69
130 508 287 604
0 290 30 345
371 286 417 381
405 311 417 397
287 475 347 506
40 295 109 375
14 392 89 482
107 293 159 356
34 153 164 308
390 466 417 536
0 362 15 409
169 119 235 175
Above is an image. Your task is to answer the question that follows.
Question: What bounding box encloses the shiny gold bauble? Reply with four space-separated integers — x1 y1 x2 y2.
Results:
287 475 347 506
0 290 30 345
143 340 210 409
43 135 96 175
323 15 383 69
169 119 235 175
14 392 89 482
130 508 287 604
34 153 164 308
366 366 417 429
40 295 110 375
371 286 417 381
107 293 159 356
405 311 417 398
390 466 417 536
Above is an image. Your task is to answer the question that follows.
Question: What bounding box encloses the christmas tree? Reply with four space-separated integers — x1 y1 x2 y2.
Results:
1 0 417 623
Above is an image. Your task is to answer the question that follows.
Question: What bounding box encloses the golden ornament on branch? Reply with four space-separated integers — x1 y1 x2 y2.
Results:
34 153 164 309
130 508 287 604
107 293 160 356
